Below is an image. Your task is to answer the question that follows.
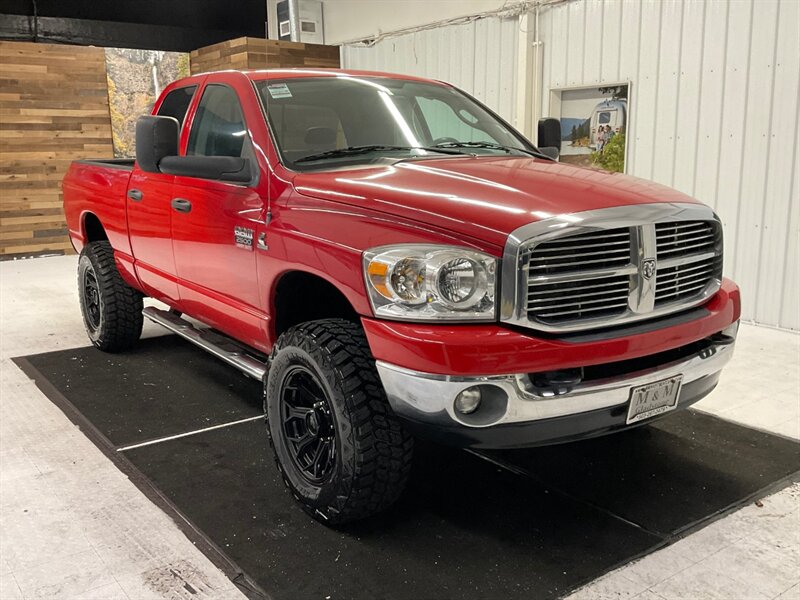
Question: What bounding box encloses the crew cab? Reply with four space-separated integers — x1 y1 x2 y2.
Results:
62 69 740 524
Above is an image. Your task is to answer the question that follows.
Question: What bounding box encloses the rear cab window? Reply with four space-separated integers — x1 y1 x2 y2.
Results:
157 86 197 128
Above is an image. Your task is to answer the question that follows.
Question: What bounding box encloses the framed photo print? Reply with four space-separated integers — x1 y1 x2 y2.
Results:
548 83 631 173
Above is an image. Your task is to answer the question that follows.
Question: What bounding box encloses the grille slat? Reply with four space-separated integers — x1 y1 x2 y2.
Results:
656 232 715 246
658 269 713 286
657 240 716 256
537 301 630 319
657 276 712 295
529 253 631 272
522 219 722 328
527 277 630 292
655 283 709 301
528 285 630 303
534 239 630 253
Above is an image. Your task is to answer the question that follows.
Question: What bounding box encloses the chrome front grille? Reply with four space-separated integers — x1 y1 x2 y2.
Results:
655 221 717 258
527 274 630 322
502 204 724 333
527 228 631 275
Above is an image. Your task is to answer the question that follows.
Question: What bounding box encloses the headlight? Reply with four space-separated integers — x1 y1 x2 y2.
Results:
363 245 497 321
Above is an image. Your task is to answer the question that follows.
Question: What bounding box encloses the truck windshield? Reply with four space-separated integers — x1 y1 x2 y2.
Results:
255 76 534 170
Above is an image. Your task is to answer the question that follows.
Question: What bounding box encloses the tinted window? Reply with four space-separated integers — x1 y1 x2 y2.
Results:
187 85 249 158
157 86 196 127
256 77 530 169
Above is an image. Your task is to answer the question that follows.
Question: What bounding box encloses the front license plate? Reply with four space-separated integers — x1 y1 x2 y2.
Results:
626 375 683 424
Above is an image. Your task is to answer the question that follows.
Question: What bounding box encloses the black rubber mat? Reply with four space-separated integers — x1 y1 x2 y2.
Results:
14 338 800 600
19 336 262 446
486 411 800 537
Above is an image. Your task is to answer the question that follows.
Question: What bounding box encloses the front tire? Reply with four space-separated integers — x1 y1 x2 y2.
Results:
265 319 413 525
78 241 143 352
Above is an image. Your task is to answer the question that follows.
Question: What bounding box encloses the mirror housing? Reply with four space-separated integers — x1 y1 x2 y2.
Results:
538 146 560 161
136 115 179 173
158 156 254 184
537 118 561 160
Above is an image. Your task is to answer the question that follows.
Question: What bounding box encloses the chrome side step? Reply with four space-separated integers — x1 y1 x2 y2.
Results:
142 307 267 381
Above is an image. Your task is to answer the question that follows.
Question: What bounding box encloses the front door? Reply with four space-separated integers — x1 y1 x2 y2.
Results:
170 83 267 347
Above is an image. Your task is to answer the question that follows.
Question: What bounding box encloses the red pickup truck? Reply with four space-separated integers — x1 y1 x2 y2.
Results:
63 69 740 524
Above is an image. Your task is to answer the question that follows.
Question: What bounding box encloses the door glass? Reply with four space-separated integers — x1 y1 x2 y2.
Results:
157 86 197 127
187 85 250 158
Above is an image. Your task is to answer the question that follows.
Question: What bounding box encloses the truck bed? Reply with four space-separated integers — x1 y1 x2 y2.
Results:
74 158 135 170
62 158 136 256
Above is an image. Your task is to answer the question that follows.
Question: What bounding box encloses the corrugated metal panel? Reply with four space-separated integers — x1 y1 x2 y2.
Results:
540 0 800 330
342 16 520 124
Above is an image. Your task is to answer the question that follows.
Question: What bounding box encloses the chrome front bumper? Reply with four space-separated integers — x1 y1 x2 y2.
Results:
376 327 737 434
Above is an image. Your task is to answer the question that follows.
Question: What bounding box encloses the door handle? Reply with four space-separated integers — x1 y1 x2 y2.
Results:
127 189 143 201
171 198 192 213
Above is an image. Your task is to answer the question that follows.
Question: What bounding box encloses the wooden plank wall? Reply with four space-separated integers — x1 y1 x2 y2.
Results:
0 41 114 259
190 37 340 74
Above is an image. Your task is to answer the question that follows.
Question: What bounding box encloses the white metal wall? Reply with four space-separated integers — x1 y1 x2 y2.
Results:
540 0 800 330
342 16 521 126
340 0 799 330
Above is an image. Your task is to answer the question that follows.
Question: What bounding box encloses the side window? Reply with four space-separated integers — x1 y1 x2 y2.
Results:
187 85 250 158
157 86 196 127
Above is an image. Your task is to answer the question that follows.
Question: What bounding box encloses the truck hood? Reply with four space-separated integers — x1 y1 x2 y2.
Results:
292 157 699 249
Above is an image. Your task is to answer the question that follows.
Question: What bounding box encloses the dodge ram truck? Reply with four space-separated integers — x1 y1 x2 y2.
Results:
62 69 740 524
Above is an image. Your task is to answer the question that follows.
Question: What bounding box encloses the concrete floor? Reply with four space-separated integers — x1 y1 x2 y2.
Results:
1 255 798 599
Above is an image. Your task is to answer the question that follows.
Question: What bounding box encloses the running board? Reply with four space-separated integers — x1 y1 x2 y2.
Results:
142 307 267 381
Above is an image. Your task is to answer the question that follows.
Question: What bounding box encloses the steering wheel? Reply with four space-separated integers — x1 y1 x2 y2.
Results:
431 137 460 146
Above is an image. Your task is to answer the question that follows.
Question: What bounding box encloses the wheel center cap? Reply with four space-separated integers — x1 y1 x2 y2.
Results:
306 411 320 435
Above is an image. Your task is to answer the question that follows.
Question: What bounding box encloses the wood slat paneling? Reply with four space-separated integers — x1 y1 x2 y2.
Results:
190 37 340 74
0 41 114 259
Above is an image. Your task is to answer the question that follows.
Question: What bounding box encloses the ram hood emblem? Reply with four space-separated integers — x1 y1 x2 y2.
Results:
641 258 656 280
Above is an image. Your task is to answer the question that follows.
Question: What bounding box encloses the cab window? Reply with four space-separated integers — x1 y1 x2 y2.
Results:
187 85 251 158
157 86 196 127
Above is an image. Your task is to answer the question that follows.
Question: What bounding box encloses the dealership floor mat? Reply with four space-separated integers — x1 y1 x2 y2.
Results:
18 336 262 447
15 340 800 600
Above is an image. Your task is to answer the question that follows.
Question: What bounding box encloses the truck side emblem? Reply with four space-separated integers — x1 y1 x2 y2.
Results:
234 226 254 251
641 259 656 280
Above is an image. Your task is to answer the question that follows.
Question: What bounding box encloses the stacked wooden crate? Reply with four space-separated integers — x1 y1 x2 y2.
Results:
0 41 114 259
190 37 340 74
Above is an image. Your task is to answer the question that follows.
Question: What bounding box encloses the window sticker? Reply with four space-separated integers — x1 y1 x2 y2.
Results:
267 83 292 99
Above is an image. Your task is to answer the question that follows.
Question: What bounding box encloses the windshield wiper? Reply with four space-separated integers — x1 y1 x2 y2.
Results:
295 144 470 163
431 141 554 161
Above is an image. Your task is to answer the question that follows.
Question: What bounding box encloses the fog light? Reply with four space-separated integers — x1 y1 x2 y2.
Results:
455 387 482 414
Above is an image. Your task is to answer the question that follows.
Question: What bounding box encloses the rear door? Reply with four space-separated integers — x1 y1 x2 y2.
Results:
127 83 198 302
170 81 267 346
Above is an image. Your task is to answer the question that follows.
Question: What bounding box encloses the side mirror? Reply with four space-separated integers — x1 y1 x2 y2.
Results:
537 118 561 160
136 115 179 173
158 156 254 184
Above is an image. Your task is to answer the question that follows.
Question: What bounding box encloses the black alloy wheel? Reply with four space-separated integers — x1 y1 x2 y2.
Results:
82 265 102 331
280 366 337 484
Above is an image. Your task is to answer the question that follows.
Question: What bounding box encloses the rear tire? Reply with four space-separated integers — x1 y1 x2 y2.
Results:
265 319 413 525
78 241 143 352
